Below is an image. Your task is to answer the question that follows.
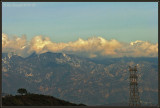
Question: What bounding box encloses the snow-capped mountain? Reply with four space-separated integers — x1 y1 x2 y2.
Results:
2 52 158 106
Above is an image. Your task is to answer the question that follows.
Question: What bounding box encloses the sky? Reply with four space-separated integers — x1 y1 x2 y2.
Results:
2 2 158 58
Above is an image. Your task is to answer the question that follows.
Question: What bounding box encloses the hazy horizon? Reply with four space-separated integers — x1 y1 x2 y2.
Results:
2 33 158 58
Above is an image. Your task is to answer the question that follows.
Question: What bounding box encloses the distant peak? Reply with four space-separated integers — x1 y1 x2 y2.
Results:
7 52 16 59
130 40 144 46
62 53 66 57
28 52 37 57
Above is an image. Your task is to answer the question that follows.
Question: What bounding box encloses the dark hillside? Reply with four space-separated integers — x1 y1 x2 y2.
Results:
2 93 86 106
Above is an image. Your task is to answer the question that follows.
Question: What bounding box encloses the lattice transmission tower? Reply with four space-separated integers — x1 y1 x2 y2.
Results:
129 66 141 107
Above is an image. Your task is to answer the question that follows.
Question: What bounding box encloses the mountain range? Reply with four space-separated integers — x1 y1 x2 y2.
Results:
2 52 158 106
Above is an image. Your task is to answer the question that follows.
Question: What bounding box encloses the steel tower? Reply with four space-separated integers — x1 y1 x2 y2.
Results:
129 66 141 107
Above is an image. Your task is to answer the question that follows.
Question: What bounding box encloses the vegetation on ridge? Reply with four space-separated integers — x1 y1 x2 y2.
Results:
2 88 86 106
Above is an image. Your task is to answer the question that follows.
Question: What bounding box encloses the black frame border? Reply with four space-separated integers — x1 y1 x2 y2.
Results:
1 1 159 108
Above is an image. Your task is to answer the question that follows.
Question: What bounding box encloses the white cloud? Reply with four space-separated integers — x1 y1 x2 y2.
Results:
116 40 158 57
2 33 158 58
2 33 29 57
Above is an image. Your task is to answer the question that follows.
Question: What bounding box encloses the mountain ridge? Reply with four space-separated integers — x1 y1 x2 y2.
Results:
2 52 158 106
2 93 86 106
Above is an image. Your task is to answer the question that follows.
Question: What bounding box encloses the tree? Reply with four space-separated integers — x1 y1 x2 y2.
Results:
17 88 28 95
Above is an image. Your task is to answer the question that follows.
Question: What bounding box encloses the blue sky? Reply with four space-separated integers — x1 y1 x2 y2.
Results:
2 2 158 43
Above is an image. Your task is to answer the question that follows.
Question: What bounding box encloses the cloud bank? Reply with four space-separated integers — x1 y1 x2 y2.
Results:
2 33 158 58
